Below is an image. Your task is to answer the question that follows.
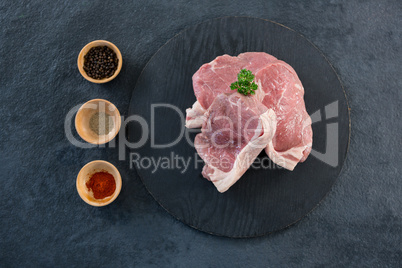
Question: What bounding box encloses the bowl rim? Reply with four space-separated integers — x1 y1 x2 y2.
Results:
74 98 122 145
77 40 123 84
76 160 122 207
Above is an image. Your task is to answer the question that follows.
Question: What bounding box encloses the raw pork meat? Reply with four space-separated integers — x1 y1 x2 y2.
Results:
186 52 277 128
255 62 312 170
195 92 276 193
186 52 312 170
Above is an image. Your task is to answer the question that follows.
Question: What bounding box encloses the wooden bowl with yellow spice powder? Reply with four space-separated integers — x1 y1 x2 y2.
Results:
76 160 122 206
75 99 121 144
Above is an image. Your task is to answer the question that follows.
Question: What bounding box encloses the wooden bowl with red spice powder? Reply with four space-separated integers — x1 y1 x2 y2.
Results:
76 160 122 206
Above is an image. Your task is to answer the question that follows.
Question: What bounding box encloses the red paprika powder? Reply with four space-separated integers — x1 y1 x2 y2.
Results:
86 171 116 199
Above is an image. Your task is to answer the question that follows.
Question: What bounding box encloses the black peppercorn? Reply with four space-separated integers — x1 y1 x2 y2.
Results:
83 46 118 79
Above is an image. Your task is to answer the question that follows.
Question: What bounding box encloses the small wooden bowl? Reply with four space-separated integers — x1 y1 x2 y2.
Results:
77 160 122 207
77 40 123 83
75 99 121 144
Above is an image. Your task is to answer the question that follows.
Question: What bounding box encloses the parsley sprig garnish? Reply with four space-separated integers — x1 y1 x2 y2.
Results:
230 69 258 96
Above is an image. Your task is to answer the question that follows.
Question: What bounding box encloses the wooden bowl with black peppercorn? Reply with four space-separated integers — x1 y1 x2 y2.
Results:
77 40 122 83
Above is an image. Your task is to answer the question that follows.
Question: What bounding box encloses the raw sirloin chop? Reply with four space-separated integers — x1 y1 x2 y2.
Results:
186 52 313 174
194 92 276 193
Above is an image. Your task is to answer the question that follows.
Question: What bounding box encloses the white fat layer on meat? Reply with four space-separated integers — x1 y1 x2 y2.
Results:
185 101 206 128
254 79 265 102
208 109 277 193
266 143 304 171
249 114 263 141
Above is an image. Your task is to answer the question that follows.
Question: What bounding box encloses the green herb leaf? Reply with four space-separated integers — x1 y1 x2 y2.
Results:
230 69 258 96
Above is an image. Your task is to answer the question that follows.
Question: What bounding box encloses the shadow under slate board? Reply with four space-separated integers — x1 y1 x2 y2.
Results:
127 17 350 238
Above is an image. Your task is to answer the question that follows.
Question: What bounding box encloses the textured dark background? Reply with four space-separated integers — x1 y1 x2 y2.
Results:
0 0 400 267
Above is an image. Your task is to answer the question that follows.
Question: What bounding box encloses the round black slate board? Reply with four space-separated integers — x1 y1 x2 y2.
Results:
127 17 350 237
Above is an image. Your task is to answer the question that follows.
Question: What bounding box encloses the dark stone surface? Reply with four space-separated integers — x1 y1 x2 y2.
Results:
0 0 400 267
